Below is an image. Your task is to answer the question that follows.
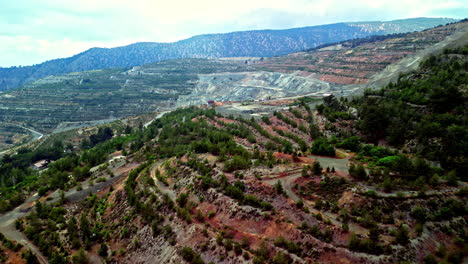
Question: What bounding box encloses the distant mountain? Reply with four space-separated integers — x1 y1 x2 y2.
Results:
0 17 457 91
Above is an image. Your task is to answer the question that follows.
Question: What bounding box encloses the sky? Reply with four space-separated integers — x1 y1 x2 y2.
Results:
0 0 466 67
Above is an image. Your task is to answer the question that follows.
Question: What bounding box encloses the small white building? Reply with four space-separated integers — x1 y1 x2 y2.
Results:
32 159 49 170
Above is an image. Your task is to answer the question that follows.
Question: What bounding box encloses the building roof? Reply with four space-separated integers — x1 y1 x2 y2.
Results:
33 159 49 168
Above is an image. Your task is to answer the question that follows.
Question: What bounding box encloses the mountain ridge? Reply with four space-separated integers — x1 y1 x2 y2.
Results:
0 17 457 91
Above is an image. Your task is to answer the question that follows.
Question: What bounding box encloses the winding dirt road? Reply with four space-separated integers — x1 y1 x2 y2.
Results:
262 154 375 236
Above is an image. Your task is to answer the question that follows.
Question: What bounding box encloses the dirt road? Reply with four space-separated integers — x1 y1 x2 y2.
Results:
309 154 349 174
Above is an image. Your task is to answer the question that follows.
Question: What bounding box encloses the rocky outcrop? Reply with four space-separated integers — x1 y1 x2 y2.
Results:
177 71 331 106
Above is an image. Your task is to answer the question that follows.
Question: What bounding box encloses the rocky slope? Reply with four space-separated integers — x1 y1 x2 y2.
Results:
253 19 467 85
4 101 465 264
176 71 331 107
0 59 338 134
0 17 457 91
0 19 466 264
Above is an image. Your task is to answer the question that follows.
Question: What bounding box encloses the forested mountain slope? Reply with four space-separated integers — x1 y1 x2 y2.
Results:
315 45 467 178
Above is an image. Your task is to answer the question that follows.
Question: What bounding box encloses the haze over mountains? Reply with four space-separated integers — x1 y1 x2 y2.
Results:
0 17 457 91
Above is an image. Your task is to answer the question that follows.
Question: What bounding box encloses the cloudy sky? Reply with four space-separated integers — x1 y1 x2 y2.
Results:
0 0 466 67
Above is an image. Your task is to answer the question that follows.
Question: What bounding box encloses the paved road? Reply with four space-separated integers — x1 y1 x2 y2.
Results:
1 122 44 141
0 122 44 155
0 193 48 263
0 157 134 263
144 111 171 128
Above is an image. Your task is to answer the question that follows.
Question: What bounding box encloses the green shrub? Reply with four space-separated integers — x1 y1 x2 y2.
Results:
376 156 400 167
311 138 335 157
180 247 204 264
224 155 251 172
337 136 361 151
98 243 108 257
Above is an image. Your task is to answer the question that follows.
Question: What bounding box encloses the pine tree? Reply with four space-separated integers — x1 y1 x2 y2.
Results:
274 180 284 195
80 214 91 241
312 161 322 175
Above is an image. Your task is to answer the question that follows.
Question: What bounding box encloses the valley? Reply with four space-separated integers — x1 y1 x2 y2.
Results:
0 20 465 149
0 18 466 264
0 20 466 153
0 59 254 136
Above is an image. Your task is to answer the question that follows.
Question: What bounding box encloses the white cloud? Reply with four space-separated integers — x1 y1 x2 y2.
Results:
0 0 465 67
0 35 134 66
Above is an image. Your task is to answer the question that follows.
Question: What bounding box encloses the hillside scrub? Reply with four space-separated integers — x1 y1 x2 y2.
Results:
2 45 467 263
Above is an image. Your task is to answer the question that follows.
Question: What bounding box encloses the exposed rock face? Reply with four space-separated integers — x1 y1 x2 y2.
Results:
177 71 331 106
123 225 181 264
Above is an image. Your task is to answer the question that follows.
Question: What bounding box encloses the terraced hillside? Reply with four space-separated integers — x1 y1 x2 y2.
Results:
0 59 254 133
0 18 466 264
0 124 33 151
0 58 340 136
0 47 466 263
1 21 466 146
253 20 468 85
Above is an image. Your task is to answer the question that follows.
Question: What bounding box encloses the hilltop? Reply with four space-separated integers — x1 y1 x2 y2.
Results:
0 17 457 91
